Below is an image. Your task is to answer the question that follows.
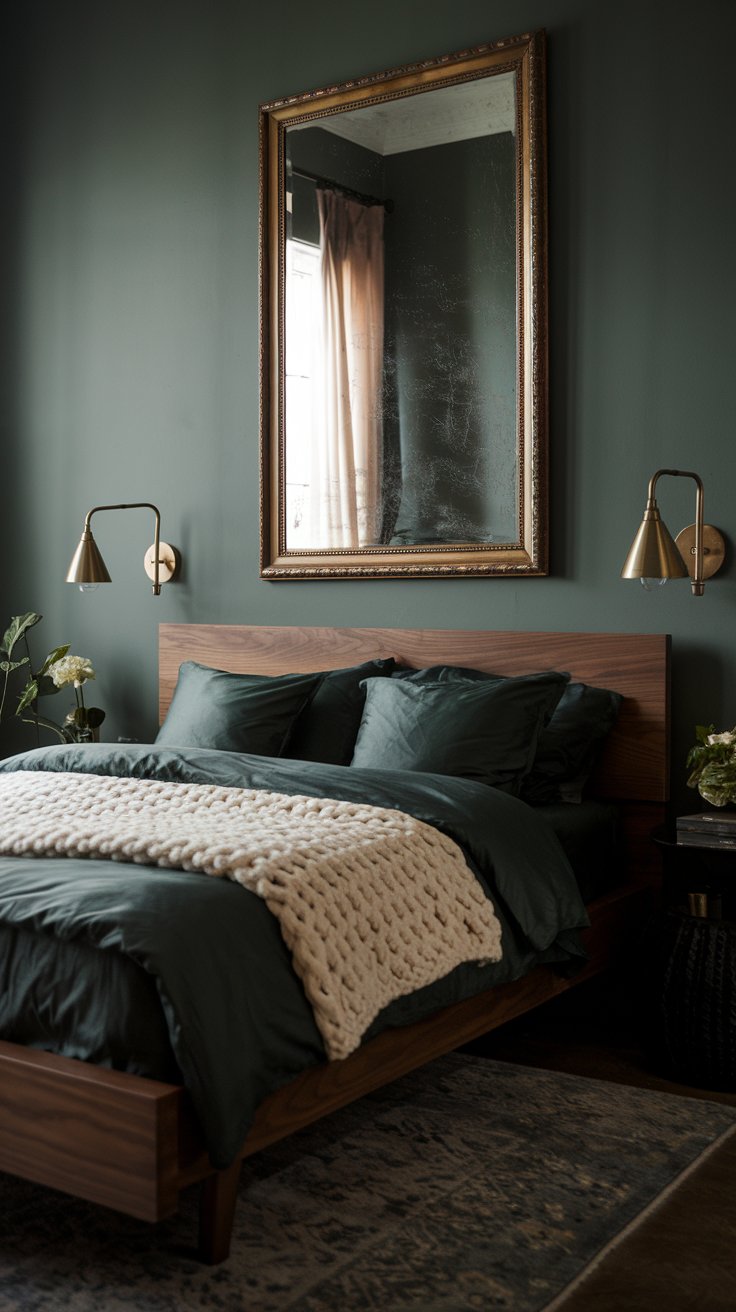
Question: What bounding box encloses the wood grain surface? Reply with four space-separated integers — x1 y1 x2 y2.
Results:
0 1041 181 1221
159 625 671 802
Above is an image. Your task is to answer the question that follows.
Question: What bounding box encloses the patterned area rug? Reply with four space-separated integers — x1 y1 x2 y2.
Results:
1 1054 735 1312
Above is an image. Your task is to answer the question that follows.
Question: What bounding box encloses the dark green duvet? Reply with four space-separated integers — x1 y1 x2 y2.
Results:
0 744 588 1166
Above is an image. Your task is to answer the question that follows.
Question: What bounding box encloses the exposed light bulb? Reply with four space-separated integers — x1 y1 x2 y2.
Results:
78 583 100 593
640 577 668 591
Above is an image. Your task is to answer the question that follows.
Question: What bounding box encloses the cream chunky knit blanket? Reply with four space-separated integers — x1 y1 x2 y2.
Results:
0 770 503 1060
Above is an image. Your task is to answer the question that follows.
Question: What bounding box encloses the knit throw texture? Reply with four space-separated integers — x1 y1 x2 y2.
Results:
0 771 503 1059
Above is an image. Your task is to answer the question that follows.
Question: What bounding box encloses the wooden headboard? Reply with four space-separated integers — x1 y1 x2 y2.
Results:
159 625 670 810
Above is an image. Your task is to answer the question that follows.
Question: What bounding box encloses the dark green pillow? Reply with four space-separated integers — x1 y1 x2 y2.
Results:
284 658 396 765
390 666 569 729
521 682 624 805
155 661 323 756
392 664 494 683
349 672 569 793
392 663 568 727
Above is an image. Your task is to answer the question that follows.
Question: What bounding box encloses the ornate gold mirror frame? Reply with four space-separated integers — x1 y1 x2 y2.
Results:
259 31 548 579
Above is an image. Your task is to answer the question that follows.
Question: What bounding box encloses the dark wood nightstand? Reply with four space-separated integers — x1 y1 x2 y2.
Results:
655 821 736 921
651 823 736 1089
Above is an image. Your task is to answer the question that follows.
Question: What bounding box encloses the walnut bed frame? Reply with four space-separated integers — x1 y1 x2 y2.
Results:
0 625 670 1263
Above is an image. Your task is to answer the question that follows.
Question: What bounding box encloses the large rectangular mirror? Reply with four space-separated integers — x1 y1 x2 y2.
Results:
260 31 548 579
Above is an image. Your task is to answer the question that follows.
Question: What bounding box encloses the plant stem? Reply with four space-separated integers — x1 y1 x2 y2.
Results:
23 634 40 748
20 715 72 744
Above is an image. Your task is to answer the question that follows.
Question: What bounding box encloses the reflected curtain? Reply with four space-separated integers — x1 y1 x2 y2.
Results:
312 188 384 549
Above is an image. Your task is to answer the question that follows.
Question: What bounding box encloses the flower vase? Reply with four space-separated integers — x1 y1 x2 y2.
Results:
64 707 104 744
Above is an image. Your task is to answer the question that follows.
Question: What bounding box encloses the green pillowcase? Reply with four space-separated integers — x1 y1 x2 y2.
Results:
392 663 568 728
521 682 624 805
155 661 323 756
350 672 569 794
392 664 621 802
284 658 396 765
392 664 496 684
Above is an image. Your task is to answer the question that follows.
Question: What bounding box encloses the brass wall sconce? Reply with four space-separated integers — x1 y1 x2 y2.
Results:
621 469 725 596
66 503 180 596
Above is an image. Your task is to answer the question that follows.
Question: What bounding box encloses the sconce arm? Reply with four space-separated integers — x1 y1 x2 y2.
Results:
646 469 705 595
84 503 163 594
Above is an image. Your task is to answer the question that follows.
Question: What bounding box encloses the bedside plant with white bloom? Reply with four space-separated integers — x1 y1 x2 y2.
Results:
1 612 105 745
46 653 105 742
687 725 736 808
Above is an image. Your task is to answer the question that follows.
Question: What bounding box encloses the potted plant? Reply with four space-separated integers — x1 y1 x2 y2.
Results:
0 612 105 745
686 725 736 809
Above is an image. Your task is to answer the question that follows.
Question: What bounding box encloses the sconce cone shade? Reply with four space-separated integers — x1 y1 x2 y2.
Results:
620 506 688 581
65 531 112 585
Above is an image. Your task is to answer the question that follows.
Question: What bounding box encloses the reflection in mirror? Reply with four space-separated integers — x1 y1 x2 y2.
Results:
261 33 548 578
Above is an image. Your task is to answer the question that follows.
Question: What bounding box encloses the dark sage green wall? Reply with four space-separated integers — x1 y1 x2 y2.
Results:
384 133 516 545
3 0 735 806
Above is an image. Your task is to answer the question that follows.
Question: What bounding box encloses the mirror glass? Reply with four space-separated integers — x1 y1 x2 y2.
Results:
260 33 548 578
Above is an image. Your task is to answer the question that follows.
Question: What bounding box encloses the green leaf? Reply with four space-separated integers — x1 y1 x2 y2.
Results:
15 680 39 714
1 613 42 658
35 674 61 699
38 645 70 677
0 657 29 674
693 759 736 808
20 714 73 744
64 705 104 730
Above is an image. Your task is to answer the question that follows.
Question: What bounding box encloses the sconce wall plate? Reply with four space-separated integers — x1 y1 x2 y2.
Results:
674 523 725 582
144 543 179 586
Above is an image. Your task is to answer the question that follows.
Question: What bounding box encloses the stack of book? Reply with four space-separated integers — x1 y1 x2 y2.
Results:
676 812 736 850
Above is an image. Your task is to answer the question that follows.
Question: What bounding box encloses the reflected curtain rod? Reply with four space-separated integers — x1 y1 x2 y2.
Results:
289 166 394 213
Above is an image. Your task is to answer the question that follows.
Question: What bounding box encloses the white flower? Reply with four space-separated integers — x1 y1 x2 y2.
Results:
49 654 96 689
707 730 736 747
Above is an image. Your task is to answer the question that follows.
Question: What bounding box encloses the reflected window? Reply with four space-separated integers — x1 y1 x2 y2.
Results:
284 237 321 549
285 191 386 551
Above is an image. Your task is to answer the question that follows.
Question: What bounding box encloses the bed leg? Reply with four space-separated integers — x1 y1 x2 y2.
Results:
198 1159 242 1264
